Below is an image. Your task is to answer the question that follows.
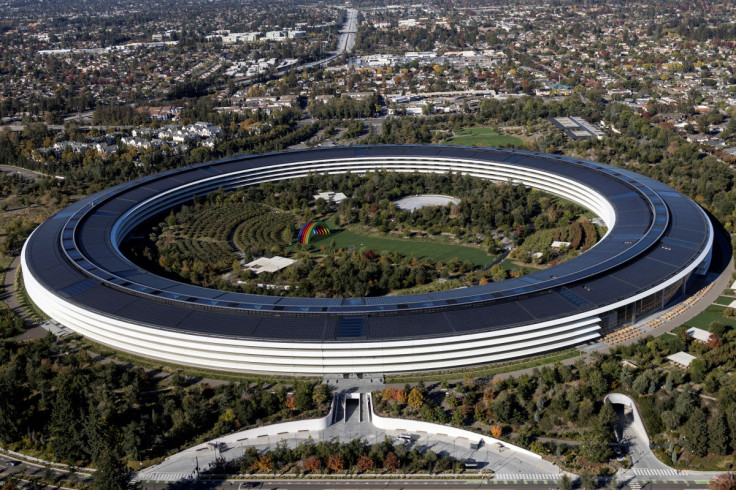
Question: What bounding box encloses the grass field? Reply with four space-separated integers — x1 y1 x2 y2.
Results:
320 229 495 266
679 304 736 331
713 295 735 306
498 258 544 273
443 127 525 148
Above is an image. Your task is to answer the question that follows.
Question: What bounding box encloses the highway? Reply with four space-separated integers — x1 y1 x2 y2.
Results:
294 8 358 71
336 8 358 54
233 7 357 89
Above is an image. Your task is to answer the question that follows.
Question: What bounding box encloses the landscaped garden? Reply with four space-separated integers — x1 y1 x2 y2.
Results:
123 171 602 298
442 127 525 148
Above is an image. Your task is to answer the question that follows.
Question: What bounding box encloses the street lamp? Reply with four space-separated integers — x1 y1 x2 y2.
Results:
453 440 456 474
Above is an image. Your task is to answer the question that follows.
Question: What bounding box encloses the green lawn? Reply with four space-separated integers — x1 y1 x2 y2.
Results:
498 258 543 273
713 295 736 306
443 127 525 148
319 229 495 266
680 304 736 331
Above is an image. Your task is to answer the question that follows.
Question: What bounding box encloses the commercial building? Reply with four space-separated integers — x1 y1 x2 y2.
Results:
23 146 713 375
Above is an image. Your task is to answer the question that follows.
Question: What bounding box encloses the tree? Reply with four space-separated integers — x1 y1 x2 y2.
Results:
285 394 296 410
408 388 424 409
92 447 132 490
690 358 708 384
661 410 681 431
49 382 88 464
312 384 332 406
706 333 723 349
293 383 315 411
253 455 274 472
580 427 613 463
530 441 546 454
709 412 729 456
395 389 408 405
598 403 618 433
121 421 145 461
579 471 597 490
632 373 650 395
558 474 572 490
86 410 111 465
300 456 320 472
474 403 486 422
490 425 503 438
710 472 736 490
685 408 709 458
588 369 608 398
327 454 345 472
0 378 23 444
728 407 736 455
356 454 374 473
675 391 694 417
383 452 399 471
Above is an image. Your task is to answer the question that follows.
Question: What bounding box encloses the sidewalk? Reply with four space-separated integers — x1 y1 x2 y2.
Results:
1 255 48 341
0 445 94 475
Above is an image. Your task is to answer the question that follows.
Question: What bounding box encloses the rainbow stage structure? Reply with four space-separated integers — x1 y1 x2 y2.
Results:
297 222 330 244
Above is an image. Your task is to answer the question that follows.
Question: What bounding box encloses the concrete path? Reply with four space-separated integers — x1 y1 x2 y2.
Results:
135 392 561 483
1 255 47 340
612 400 720 484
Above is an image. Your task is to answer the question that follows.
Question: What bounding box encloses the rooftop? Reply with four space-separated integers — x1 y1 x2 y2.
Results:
244 256 296 275
666 351 698 367
686 327 712 343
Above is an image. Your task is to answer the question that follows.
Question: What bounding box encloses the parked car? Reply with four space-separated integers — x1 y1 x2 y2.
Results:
238 483 260 489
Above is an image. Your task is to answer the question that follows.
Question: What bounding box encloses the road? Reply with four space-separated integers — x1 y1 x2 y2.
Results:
0 165 49 181
336 8 358 54
1 123 131 132
233 7 357 92
614 405 671 473
0 452 92 489
294 8 358 71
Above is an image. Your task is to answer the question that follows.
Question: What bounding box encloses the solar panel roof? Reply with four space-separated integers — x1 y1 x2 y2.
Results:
23 145 712 342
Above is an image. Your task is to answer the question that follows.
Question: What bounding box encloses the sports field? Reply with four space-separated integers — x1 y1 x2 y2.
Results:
317 229 495 266
443 127 525 148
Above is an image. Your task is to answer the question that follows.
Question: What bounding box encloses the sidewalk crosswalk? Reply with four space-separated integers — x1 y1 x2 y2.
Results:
628 468 680 476
493 473 561 480
134 472 192 482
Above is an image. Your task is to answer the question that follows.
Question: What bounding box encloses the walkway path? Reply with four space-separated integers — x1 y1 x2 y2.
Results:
1 255 47 340
134 392 561 484
611 397 720 484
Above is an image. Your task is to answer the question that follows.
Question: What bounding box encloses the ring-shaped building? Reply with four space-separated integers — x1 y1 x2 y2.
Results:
22 146 713 374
